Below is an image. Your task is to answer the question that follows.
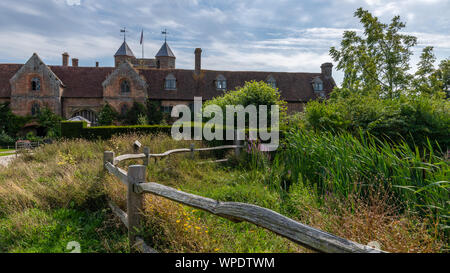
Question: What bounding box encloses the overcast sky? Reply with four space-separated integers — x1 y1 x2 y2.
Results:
0 0 449 85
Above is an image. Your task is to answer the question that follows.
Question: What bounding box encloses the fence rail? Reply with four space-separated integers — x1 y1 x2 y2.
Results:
103 141 385 253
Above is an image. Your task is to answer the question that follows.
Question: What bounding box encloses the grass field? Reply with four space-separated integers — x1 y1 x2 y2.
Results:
0 133 446 253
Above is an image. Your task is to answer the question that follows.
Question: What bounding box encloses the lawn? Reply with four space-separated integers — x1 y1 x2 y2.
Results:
0 133 445 253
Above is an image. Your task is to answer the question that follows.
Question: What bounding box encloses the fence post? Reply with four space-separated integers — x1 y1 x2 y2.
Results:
133 140 142 154
127 165 145 252
143 147 150 166
190 144 195 159
103 151 115 170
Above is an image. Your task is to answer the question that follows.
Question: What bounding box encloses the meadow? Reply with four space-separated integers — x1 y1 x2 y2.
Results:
0 133 446 253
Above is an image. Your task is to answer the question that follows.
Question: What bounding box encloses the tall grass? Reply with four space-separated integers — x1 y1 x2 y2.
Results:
271 129 449 230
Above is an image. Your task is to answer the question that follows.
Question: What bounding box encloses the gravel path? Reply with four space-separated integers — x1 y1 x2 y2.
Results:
0 154 16 167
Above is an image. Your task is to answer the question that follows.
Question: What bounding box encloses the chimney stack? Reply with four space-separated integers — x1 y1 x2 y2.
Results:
62 52 69 66
95 61 99 67
194 48 202 75
72 58 79 67
321 62 333 79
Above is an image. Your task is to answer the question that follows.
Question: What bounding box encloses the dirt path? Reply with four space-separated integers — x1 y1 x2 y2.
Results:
0 154 16 167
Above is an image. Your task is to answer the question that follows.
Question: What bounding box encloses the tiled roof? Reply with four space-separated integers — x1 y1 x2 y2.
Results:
155 42 175 58
0 64 334 101
0 64 22 97
140 69 333 102
49 66 114 97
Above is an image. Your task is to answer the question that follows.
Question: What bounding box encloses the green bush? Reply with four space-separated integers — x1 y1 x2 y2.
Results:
37 107 62 138
122 102 147 125
204 81 287 127
146 100 164 125
97 103 118 126
304 93 450 150
81 125 172 140
0 131 14 146
61 121 88 139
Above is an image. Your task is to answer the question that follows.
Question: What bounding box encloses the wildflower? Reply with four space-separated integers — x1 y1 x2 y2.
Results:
214 248 220 252
176 220 180 223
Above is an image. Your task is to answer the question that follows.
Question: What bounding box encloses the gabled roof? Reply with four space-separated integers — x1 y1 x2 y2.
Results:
114 41 135 57
155 42 175 58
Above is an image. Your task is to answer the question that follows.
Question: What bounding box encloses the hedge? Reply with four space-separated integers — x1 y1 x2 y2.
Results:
61 121 283 143
61 121 88 138
61 121 172 140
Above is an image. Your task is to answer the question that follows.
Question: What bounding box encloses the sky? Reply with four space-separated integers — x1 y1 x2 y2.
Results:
0 0 449 85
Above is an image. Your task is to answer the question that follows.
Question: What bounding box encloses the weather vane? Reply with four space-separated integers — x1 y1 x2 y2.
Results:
120 27 127 42
161 28 168 42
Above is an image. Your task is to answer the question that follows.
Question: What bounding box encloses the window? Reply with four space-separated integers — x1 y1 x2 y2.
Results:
216 75 227 90
165 74 176 90
161 105 173 114
120 104 129 116
31 103 40 116
121 80 131 94
267 76 276 89
31 77 40 91
72 110 98 125
312 77 323 92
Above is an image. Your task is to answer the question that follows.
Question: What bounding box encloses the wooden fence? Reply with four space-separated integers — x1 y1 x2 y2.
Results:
103 141 384 253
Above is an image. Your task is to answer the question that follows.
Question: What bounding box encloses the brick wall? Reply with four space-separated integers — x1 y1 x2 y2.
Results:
62 97 103 119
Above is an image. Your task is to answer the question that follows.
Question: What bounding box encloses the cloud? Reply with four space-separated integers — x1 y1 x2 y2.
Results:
66 0 81 6
0 0 448 86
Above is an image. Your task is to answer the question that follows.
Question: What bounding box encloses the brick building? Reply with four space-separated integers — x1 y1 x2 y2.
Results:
0 40 335 124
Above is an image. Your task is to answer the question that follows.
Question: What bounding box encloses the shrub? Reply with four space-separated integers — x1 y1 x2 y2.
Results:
61 121 87 138
80 125 172 140
204 81 287 127
0 130 14 146
304 93 450 150
37 107 62 137
146 100 164 125
123 102 147 125
97 103 118 126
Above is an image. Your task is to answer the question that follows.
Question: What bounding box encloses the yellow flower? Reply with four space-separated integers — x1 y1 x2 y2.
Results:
205 230 208 233
214 248 220 252
176 220 181 223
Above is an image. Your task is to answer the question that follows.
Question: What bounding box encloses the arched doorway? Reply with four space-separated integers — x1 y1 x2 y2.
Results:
72 109 98 125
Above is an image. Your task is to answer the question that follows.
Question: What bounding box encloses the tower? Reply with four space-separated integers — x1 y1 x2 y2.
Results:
114 41 136 67
155 42 176 69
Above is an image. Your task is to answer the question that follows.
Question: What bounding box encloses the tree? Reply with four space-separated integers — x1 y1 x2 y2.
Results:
123 101 147 125
98 103 118 126
146 99 163 125
204 80 287 127
0 102 28 137
330 8 417 98
435 58 450 98
411 46 444 97
37 107 62 137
